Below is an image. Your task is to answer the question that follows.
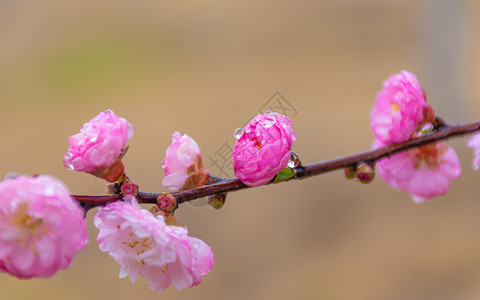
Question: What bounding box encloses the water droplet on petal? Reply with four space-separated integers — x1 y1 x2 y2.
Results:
65 153 74 170
234 128 244 139
265 110 273 114
4 172 20 180
105 109 114 114
287 151 300 168
262 115 276 128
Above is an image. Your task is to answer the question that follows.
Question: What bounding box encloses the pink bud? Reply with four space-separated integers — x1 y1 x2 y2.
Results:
157 194 177 213
0 175 87 279
232 112 296 187
162 132 210 190
63 110 133 182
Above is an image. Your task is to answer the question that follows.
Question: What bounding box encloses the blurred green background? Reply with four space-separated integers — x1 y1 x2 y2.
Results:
0 1 480 299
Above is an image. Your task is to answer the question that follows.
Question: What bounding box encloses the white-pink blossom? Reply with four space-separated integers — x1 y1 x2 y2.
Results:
94 197 214 291
162 132 209 190
0 175 87 279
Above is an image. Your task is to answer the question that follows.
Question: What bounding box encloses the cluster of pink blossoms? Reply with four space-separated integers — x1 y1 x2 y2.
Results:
371 71 461 202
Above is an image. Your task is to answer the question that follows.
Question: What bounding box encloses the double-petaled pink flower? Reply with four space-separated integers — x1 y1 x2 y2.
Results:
0 175 87 279
232 112 296 187
63 110 133 182
162 132 210 190
94 197 214 291
375 140 461 202
371 71 431 145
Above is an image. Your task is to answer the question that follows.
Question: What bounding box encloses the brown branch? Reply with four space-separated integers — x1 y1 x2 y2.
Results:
73 118 480 210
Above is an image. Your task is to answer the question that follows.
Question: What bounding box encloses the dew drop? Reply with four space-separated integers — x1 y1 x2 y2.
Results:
234 128 244 139
65 153 74 170
262 115 276 128
265 110 273 114
4 172 20 180
287 151 300 168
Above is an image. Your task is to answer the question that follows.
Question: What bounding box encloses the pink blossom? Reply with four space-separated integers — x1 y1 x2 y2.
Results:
232 112 296 187
63 110 133 182
467 133 480 170
375 141 461 202
94 197 214 291
0 175 87 279
371 71 429 145
162 132 209 190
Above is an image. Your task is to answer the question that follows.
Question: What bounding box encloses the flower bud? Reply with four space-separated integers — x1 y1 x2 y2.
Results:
356 162 375 184
157 194 177 214
344 166 356 180
120 178 138 197
162 132 210 190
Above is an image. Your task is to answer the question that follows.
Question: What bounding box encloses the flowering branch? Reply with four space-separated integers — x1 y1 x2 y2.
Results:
74 117 480 210
4 70 479 290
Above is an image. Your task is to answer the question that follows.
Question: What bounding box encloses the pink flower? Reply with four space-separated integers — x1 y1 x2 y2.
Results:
162 132 210 190
375 141 461 202
0 175 87 279
94 197 214 291
64 110 133 182
371 71 430 144
467 133 480 170
232 112 296 187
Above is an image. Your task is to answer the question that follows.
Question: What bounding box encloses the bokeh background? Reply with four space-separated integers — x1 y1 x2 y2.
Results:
0 1 480 299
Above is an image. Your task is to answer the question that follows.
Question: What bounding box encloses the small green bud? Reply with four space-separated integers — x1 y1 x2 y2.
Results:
344 166 356 180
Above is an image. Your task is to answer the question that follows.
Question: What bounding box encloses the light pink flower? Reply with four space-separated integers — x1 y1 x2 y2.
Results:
371 71 429 145
232 112 296 187
64 110 133 182
467 133 480 170
0 175 87 279
94 197 214 291
162 132 209 190
375 141 461 202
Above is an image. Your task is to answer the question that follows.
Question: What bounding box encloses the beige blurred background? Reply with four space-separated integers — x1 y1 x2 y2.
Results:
1 0 480 299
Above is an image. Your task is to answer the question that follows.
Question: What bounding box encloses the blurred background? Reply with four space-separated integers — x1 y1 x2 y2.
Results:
0 0 479 299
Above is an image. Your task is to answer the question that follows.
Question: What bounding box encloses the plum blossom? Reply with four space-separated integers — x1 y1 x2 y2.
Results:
162 132 210 190
94 197 214 291
63 110 133 182
371 71 430 145
0 175 87 279
232 112 296 187
467 133 480 170
375 141 461 202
